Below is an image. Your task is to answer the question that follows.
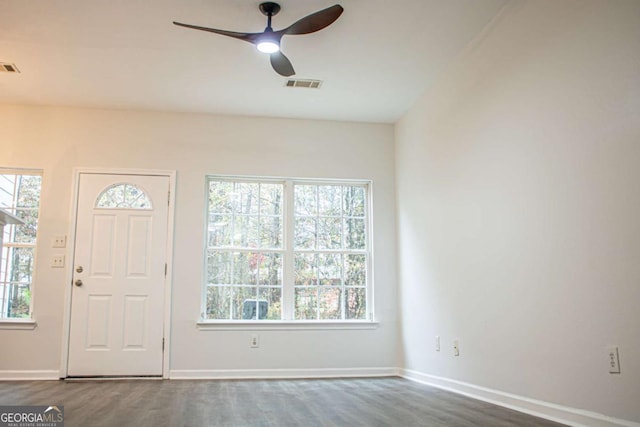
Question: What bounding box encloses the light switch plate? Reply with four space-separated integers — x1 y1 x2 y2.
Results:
52 235 67 248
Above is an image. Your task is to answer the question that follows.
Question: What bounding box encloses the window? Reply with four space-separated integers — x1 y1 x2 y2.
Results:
0 170 42 319
293 184 367 320
204 177 370 322
96 183 153 209
206 179 284 320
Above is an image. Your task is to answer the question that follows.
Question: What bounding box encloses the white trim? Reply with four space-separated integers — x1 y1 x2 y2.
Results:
0 319 37 330
197 320 379 331
400 369 640 427
170 367 398 380
59 168 176 380
0 167 43 176
163 171 176 379
64 376 162 382
0 370 60 380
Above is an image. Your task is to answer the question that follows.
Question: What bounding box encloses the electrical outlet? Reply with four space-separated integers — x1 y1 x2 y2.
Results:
435 336 440 351
453 340 460 356
607 346 620 373
51 255 65 268
52 235 67 248
250 334 259 348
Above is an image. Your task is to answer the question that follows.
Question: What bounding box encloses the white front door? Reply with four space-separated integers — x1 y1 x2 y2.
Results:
67 173 170 377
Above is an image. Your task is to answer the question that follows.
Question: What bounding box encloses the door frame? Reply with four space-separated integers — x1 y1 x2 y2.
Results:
60 168 176 379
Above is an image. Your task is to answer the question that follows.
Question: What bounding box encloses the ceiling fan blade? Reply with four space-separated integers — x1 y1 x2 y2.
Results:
270 51 295 77
280 4 344 36
173 21 261 44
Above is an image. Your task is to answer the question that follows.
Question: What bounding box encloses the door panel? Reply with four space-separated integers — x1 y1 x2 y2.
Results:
90 215 116 276
126 216 152 277
68 173 169 377
123 296 147 349
86 295 111 349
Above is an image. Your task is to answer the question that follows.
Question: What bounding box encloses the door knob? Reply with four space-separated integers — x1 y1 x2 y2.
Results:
74 279 83 287
76 266 84 273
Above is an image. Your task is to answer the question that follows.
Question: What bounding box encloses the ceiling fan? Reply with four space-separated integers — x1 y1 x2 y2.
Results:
173 3 344 77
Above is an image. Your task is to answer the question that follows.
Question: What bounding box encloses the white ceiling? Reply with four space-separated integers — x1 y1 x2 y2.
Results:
0 0 507 123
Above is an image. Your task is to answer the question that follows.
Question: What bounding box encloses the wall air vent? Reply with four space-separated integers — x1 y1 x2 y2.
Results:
0 63 20 73
285 79 322 89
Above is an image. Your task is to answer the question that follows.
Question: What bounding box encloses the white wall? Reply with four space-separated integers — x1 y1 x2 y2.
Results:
396 0 640 423
0 105 397 375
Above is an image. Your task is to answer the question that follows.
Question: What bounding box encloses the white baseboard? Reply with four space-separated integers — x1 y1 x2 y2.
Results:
400 369 639 427
0 370 60 380
170 367 398 380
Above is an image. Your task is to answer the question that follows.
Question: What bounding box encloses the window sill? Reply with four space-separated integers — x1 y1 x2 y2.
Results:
0 319 37 330
197 320 379 331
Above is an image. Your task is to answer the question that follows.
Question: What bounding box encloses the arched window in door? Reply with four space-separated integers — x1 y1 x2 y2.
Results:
95 183 153 209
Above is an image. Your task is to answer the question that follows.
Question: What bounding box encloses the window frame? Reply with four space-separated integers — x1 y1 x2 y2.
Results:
201 175 375 326
0 168 43 323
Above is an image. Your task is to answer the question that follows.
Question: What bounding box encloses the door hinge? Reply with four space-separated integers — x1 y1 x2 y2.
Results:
162 338 165 351
167 190 170 206
164 263 167 276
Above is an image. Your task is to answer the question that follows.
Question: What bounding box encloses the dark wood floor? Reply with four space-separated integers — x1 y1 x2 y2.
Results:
0 377 565 427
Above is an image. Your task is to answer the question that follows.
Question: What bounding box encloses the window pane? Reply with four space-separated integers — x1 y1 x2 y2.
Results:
15 175 42 208
258 253 282 287
345 254 366 287
0 283 31 319
208 214 232 247
318 185 342 217
206 286 231 320
294 287 317 320
232 287 258 320
294 254 317 286
233 215 259 247
344 186 365 218
294 185 317 216
345 288 366 320
2 223 10 244
260 216 283 249
344 218 366 250
260 184 283 216
318 253 342 286
258 287 282 320
317 217 341 250
7 247 35 283
14 208 38 244
235 183 259 215
294 217 316 249
206 251 232 284
208 181 235 214
319 287 341 320
233 252 258 285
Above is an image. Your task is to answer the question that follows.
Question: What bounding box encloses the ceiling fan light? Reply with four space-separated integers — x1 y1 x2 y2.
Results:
257 40 279 53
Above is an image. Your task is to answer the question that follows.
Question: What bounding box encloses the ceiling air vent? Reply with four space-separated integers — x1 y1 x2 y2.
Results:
285 79 322 89
0 63 20 73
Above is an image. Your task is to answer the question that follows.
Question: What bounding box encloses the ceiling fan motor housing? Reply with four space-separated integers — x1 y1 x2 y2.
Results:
259 2 281 17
